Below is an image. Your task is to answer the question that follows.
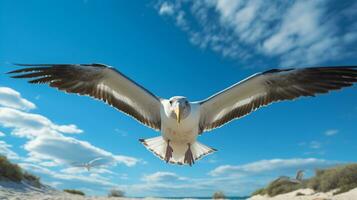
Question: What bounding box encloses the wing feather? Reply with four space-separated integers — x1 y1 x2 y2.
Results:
198 66 357 133
8 63 162 130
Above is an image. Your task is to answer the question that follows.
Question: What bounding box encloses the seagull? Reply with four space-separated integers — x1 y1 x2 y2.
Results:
275 170 304 184
290 170 305 184
8 64 357 166
71 157 104 171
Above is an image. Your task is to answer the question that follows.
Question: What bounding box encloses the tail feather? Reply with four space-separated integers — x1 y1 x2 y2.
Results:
191 142 217 160
139 136 216 165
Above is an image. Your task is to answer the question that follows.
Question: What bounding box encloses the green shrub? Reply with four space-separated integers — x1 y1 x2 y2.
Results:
63 189 85 196
212 191 226 199
308 163 357 194
265 179 301 197
108 189 125 197
0 155 23 182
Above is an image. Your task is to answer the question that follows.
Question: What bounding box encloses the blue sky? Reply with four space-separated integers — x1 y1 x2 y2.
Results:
0 0 357 197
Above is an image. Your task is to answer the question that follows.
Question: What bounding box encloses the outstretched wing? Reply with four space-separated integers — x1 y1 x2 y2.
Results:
71 162 85 167
88 157 104 165
8 63 162 130
199 66 357 133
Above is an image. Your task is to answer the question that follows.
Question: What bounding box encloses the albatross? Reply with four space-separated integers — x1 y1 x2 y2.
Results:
8 64 357 166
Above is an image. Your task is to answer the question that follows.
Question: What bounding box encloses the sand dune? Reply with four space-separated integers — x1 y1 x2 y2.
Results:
248 188 357 200
0 180 117 200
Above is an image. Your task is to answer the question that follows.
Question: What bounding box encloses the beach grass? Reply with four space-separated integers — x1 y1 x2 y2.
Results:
0 155 42 188
252 163 357 197
63 189 85 196
0 155 24 182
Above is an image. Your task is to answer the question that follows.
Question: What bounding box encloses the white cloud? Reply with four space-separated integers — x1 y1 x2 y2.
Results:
325 129 339 136
159 2 175 16
209 158 333 177
0 141 20 160
0 87 36 110
114 128 128 137
0 131 5 137
0 86 142 195
309 141 322 149
24 135 138 167
0 107 82 138
38 161 58 167
45 181 62 188
0 87 139 169
20 163 119 188
61 166 117 175
142 171 187 183
156 0 357 67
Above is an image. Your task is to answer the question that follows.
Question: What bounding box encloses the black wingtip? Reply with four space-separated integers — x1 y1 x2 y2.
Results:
7 67 44 75
12 63 28 66
11 63 46 67
11 63 109 68
91 63 108 68
262 66 357 75
6 68 24 74
139 139 145 143
263 68 294 74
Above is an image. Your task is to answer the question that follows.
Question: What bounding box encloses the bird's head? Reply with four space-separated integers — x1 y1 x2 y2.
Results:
168 96 191 124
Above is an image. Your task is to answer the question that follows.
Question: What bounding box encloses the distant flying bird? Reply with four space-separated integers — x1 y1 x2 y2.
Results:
8 64 357 166
291 170 305 183
275 170 304 184
71 157 104 171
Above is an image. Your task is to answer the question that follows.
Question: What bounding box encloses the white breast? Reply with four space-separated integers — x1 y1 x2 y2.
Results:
160 100 200 144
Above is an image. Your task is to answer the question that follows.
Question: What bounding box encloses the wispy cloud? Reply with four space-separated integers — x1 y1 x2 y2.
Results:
0 107 82 138
309 141 322 149
209 158 333 177
45 181 62 188
325 129 339 136
158 2 175 16
114 128 128 137
142 171 187 183
0 140 20 160
155 0 357 67
0 131 5 137
20 163 119 188
24 135 139 167
61 166 117 175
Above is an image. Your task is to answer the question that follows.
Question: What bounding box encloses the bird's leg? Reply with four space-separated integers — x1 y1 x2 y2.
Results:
184 143 195 166
165 140 173 163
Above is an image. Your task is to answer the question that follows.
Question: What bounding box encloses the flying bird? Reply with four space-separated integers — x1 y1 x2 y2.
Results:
291 170 305 184
274 170 304 184
71 157 104 171
8 64 357 166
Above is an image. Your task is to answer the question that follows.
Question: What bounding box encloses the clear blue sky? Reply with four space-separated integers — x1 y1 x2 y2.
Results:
0 0 357 197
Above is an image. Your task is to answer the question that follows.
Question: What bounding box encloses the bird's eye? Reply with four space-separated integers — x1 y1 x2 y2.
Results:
169 100 173 105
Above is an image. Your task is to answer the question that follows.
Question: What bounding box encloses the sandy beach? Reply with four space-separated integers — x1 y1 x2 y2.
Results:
248 188 357 200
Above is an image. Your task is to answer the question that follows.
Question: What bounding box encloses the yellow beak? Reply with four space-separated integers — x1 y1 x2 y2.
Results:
174 107 181 124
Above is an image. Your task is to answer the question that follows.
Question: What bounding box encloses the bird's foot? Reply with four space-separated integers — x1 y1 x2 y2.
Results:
184 143 195 166
165 140 173 163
